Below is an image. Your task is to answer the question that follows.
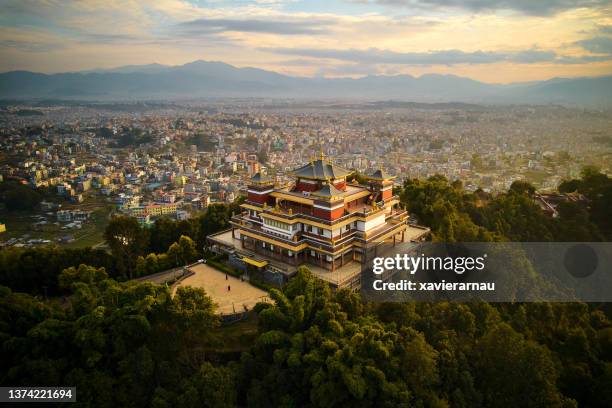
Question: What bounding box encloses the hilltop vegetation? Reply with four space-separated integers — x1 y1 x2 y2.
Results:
1 266 611 407
0 202 239 295
401 167 611 242
1 170 611 406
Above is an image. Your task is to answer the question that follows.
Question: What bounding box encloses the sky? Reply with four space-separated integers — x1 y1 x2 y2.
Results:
0 0 611 83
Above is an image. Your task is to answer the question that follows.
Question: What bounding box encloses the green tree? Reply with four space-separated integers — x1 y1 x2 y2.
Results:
104 216 148 278
167 242 181 267
196 204 233 249
0 182 43 211
178 235 198 265
145 253 159 274
135 256 147 277
0 246 115 295
59 264 108 291
149 218 197 254
476 323 568 408
509 180 536 196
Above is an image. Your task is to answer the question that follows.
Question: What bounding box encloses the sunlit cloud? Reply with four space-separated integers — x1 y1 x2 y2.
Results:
354 0 611 16
174 16 335 36
0 0 610 82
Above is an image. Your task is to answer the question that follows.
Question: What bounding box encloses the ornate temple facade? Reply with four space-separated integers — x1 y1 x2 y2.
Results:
208 154 429 289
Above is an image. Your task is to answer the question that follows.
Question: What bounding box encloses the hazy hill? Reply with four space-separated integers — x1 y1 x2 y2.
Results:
0 60 610 107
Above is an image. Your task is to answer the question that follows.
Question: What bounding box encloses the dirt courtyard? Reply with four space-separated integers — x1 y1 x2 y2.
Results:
173 263 268 314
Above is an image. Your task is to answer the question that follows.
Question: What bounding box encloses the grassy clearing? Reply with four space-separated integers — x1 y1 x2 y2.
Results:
64 206 112 248
0 197 112 249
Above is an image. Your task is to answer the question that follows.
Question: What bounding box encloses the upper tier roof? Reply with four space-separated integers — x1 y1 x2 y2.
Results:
290 157 352 180
311 182 343 199
367 168 396 181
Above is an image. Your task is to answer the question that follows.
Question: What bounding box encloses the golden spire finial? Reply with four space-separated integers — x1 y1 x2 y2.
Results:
319 144 325 161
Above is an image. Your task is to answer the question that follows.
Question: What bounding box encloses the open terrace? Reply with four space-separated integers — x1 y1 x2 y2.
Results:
173 263 269 315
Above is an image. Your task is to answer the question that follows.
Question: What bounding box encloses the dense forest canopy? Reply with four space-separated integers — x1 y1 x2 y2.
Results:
1 267 610 407
0 200 241 295
1 170 611 407
400 168 611 242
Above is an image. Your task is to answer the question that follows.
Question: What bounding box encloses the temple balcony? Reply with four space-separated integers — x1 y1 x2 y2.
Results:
231 215 366 254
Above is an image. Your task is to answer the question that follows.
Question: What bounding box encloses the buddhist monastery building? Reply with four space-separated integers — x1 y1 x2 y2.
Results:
207 153 429 289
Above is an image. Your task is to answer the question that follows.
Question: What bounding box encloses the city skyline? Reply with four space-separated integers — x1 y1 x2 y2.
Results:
0 0 611 83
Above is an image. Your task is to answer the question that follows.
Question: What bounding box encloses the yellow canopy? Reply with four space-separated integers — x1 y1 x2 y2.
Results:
242 257 268 268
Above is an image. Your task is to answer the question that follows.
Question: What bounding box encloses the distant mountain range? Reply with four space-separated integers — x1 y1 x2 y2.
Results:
1 60 610 107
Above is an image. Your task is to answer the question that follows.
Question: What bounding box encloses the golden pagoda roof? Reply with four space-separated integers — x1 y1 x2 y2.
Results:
290 157 352 180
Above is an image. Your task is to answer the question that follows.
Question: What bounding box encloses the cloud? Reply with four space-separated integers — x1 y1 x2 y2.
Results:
280 58 330 66
576 36 612 54
261 47 603 65
555 55 611 64
509 50 558 63
356 0 610 16
0 0 609 80
76 33 142 44
0 39 64 52
313 63 402 77
174 16 334 36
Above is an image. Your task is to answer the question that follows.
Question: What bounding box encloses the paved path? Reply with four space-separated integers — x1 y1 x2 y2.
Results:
136 267 187 285
173 264 268 314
